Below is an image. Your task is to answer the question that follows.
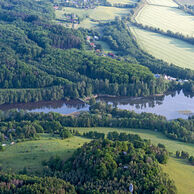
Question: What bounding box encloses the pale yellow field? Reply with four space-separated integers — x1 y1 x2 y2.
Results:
136 4 194 36
176 0 194 5
147 0 178 7
107 0 137 5
130 26 194 70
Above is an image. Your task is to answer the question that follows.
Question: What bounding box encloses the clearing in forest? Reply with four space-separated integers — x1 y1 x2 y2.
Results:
56 6 129 28
130 26 194 70
0 134 90 174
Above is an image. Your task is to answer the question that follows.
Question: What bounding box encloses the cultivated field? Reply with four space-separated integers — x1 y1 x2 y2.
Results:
135 4 194 36
107 0 137 5
147 0 178 7
69 127 194 194
176 0 194 5
130 26 194 70
0 134 90 174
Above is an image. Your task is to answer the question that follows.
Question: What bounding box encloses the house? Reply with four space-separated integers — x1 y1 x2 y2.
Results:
94 36 99 40
8 129 16 133
86 36 91 42
90 42 96 48
11 142 15 145
154 74 161 78
2 144 6 147
108 53 115 57
124 166 128 169
123 151 127 155
53 6 59 10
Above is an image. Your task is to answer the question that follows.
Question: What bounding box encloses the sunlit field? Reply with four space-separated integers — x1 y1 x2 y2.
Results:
0 134 90 174
135 4 194 36
56 6 129 22
147 0 178 7
176 0 194 5
130 26 194 70
107 0 137 5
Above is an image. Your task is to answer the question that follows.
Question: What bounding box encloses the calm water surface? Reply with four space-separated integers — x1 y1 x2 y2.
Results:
0 91 193 120
97 91 194 120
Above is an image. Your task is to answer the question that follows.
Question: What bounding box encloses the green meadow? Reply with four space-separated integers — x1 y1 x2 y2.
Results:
0 134 90 174
130 26 194 70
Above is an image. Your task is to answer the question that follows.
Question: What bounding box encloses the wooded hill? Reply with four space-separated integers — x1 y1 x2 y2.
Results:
43 137 176 193
0 0 177 105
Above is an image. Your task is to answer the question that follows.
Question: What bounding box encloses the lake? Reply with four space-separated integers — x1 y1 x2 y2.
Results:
97 91 194 120
0 90 193 120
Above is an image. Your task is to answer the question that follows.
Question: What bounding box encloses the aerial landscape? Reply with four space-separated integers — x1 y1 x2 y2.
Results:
0 0 193 193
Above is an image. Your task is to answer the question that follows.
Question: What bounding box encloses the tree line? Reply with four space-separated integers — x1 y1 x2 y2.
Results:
0 101 193 144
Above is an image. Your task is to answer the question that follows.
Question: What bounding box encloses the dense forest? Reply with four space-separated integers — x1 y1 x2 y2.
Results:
0 0 193 106
43 138 176 193
0 173 76 193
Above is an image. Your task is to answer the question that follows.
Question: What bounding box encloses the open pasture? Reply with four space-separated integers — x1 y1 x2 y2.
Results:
0 134 90 174
162 157 194 194
56 6 129 22
70 127 194 194
130 26 194 70
72 127 194 155
147 0 178 7
136 4 194 37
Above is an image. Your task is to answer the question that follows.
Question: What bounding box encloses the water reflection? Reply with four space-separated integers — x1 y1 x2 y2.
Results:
97 91 194 120
0 91 193 119
0 99 89 114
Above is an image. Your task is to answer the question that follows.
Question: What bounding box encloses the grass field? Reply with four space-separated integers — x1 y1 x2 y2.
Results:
162 157 194 194
56 6 129 24
135 4 194 37
68 127 194 194
0 134 90 174
130 26 194 70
